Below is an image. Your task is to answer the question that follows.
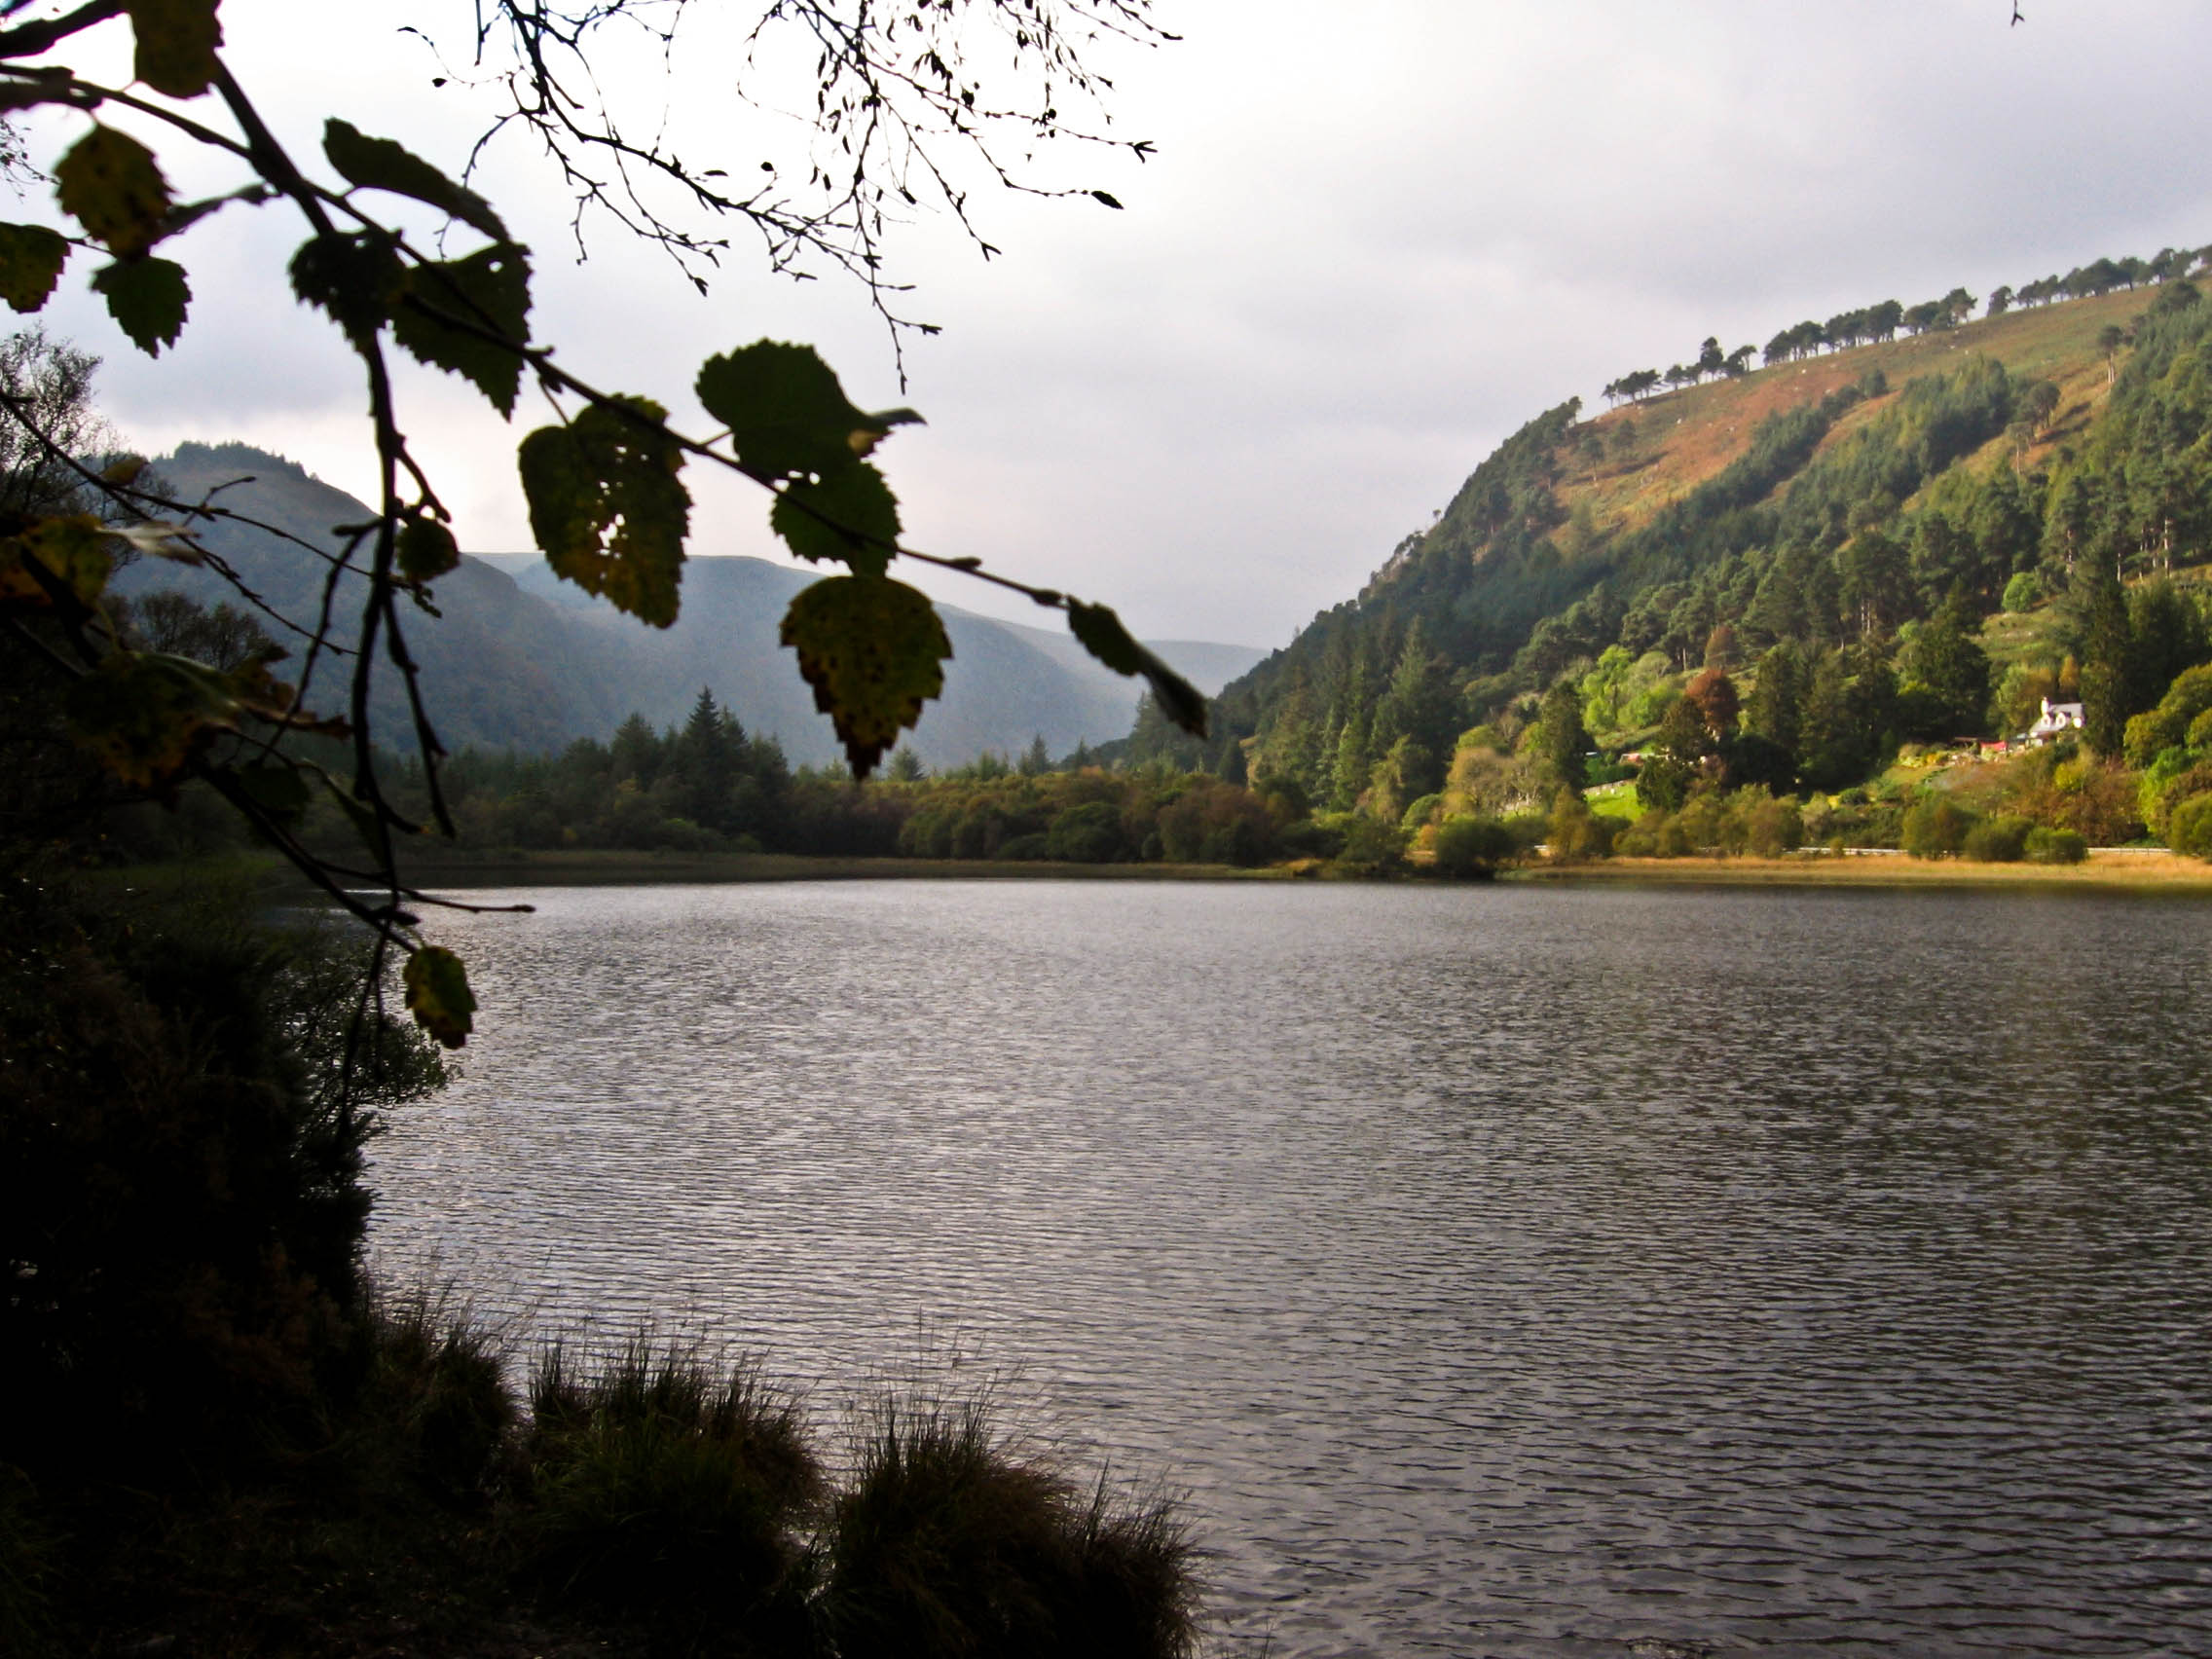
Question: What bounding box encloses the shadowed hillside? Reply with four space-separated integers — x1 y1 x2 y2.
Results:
114 448 1262 767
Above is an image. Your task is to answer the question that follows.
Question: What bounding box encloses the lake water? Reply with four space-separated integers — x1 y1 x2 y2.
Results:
368 878 2212 1656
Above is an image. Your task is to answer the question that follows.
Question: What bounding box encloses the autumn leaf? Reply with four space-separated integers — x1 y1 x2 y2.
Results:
517 397 689 626
0 514 113 608
56 126 172 258
0 223 68 312
391 244 532 416
127 0 224 99
1067 599 1207 736
322 119 508 241
397 517 460 582
63 649 242 788
92 256 190 355
770 460 901 576
403 944 476 1050
780 574 949 776
696 340 921 482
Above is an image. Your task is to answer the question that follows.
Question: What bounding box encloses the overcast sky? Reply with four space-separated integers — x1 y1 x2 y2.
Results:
24 1 2212 646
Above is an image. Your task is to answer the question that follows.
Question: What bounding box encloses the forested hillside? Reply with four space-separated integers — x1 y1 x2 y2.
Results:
1203 259 2212 844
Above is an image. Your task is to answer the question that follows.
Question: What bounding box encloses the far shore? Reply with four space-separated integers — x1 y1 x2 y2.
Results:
383 844 2212 893
389 847 1305 888
1517 847 2212 891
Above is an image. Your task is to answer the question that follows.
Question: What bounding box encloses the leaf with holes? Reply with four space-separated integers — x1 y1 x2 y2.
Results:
0 514 113 608
696 340 921 481
770 461 900 576
289 230 403 345
63 649 241 789
0 223 67 312
1067 600 1208 736
404 945 475 1050
55 126 172 258
392 244 531 416
518 397 689 626
92 256 189 355
397 518 459 582
127 0 223 98
780 574 949 776
323 119 507 241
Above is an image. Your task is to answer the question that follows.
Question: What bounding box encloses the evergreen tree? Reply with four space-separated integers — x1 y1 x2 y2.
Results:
1534 681 1591 793
2079 559 2132 753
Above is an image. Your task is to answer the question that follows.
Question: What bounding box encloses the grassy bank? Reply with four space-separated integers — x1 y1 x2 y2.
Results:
1515 848 2212 891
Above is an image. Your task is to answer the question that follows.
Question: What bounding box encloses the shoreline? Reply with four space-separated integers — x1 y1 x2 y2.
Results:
377 845 2212 893
387 848 1305 888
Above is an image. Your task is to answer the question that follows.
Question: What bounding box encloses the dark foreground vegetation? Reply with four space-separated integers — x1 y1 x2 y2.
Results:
0 859 1201 1659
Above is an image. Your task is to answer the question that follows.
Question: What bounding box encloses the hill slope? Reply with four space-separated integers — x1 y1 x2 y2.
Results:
115 448 1264 766
1213 276 2212 810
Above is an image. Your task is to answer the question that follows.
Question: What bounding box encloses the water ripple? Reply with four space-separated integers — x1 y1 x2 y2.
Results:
370 879 2212 1655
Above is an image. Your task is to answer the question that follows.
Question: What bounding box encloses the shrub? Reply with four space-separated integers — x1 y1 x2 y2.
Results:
1901 795 1975 858
1332 816 1407 875
1962 815 2034 863
820 1396 1198 1659
1745 794 1804 858
994 832 1051 862
2024 826 2089 865
2169 793 2212 859
1613 808 1690 857
1430 815 1515 878
1046 802 1125 863
1546 789 1611 862
524 1337 820 1638
0 875 444 1482
2002 571 2041 612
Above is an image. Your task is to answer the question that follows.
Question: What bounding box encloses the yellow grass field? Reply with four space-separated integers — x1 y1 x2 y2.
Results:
1518 847 2212 891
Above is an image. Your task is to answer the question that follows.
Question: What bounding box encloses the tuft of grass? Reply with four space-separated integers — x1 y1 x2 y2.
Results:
821 1394 1198 1659
522 1335 821 1643
349 1285 518 1501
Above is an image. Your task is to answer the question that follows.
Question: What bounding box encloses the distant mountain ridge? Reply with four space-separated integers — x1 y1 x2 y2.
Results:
115 445 1263 766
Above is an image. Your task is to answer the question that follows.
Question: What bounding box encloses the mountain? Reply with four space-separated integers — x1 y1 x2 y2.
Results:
1213 267 2212 807
113 447 1264 767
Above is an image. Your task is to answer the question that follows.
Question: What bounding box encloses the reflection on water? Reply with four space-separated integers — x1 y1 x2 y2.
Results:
369 879 2212 1655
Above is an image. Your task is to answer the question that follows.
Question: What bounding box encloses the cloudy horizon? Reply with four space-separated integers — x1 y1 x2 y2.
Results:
20 1 2212 650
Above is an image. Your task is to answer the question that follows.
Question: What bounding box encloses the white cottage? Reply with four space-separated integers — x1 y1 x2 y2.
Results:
2026 696 2084 745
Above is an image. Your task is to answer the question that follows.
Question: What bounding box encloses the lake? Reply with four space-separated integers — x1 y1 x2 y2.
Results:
368 878 2212 1656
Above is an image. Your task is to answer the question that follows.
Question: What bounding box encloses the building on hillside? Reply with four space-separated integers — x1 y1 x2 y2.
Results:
2026 697 2085 745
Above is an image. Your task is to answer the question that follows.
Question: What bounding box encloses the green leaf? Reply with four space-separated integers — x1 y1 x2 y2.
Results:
0 514 113 609
55 125 172 258
779 574 950 776
696 340 922 481
0 223 67 312
769 461 901 576
397 517 460 583
322 119 507 241
392 244 531 416
403 945 476 1050
127 0 223 99
63 648 240 789
517 397 690 626
233 758 310 825
1067 600 1209 736
289 230 403 345
92 256 189 355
